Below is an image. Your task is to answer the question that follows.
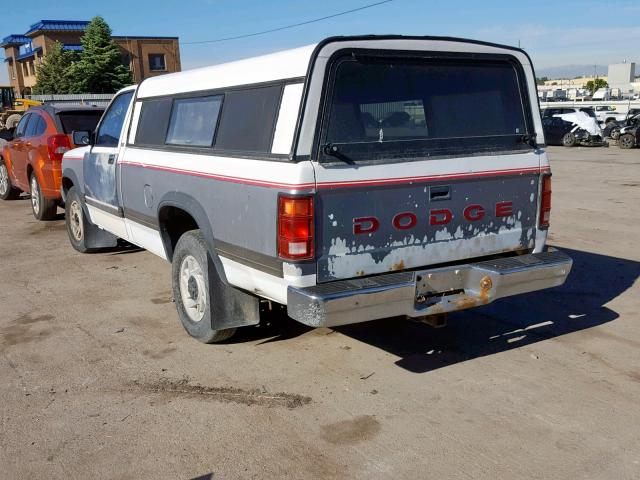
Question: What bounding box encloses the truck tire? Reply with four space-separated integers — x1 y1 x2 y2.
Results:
0 158 21 200
30 173 57 220
562 132 577 147
5 114 22 130
172 230 237 343
619 133 636 149
65 186 94 253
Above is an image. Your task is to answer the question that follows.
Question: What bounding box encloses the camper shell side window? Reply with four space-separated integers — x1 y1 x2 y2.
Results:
315 49 536 164
130 79 304 160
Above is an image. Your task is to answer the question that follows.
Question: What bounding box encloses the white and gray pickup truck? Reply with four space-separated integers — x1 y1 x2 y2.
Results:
61 35 572 343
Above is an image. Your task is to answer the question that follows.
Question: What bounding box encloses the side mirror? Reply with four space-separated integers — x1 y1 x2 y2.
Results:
72 130 93 146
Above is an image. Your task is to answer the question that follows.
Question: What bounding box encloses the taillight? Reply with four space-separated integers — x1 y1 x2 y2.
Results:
47 134 72 162
539 175 552 228
278 195 314 260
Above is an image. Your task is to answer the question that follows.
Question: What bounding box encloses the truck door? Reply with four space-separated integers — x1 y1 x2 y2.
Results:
83 90 134 239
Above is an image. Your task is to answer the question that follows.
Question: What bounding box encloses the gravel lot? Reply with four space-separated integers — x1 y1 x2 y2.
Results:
1 146 638 480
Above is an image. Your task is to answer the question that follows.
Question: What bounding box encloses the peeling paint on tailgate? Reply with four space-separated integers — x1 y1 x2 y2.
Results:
316 174 540 282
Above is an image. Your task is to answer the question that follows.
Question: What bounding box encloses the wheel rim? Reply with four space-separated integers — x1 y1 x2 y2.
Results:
563 135 573 146
0 164 8 196
69 200 83 241
179 255 207 323
621 136 633 148
31 176 40 214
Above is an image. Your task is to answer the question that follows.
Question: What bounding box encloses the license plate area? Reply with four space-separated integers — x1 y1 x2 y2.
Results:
414 269 466 310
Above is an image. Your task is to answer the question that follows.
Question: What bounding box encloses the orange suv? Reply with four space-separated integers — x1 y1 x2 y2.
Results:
0 105 103 219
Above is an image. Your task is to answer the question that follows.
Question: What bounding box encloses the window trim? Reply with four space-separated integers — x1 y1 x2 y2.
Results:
312 48 537 165
24 112 43 138
165 94 224 148
148 53 167 72
134 97 174 147
14 113 32 138
212 83 284 155
94 90 135 148
30 113 47 137
127 77 304 162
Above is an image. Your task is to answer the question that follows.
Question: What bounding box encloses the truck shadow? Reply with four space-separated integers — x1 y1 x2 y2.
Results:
332 247 639 373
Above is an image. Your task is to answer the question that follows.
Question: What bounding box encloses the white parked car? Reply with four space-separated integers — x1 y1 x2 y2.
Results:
594 105 626 124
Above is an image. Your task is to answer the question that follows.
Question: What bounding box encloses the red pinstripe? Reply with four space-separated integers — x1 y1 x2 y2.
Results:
117 160 549 190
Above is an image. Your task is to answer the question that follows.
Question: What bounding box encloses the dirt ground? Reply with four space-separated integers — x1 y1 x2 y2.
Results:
0 146 639 480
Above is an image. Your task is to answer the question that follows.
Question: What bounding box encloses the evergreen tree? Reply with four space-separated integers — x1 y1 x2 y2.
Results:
32 41 75 94
68 16 132 93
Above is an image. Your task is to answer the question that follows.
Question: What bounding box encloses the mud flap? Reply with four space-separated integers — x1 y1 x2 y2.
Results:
207 252 260 330
82 203 119 249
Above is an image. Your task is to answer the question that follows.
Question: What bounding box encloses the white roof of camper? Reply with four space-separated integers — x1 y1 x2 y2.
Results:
136 44 316 99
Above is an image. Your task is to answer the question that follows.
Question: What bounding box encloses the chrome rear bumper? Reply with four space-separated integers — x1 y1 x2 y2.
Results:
287 249 572 328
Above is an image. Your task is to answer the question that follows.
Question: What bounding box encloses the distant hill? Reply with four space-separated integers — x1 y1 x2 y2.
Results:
536 65 608 79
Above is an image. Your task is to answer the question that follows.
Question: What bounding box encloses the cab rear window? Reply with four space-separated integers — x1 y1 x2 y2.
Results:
57 111 104 134
323 54 532 161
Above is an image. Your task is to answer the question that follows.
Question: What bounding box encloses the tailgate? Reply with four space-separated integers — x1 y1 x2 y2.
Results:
314 157 542 283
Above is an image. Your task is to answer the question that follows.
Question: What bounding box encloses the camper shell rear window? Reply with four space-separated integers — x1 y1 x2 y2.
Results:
319 51 534 163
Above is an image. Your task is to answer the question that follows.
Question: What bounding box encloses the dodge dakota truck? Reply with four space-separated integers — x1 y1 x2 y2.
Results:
61 35 572 343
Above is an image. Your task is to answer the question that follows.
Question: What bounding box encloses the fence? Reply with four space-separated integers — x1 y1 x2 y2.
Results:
25 93 114 107
540 100 640 114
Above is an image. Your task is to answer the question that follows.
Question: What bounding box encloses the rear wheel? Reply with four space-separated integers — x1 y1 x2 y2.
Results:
610 128 621 140
30 173 57 220
172 230 237 343
619 134 636 149
0 158 21 200
65 186 91 253
562 132 577 147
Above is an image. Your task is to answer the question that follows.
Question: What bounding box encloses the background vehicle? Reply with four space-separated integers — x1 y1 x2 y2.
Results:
625 108 640 122
0 85 41 133
604 113 640 140
542 107 605 146
618 117 640 149
592 88 611 101
594 105 626 124
603 120 624 140
0 105 103 219
543 106 598 119
542 116 583 146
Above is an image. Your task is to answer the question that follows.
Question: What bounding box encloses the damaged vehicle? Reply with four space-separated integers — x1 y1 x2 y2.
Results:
542 108 606 147
604 111 640 140
617 117 640 149
60 35 572 343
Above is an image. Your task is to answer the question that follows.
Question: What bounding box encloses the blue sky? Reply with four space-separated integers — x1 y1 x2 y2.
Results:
2 0 640 85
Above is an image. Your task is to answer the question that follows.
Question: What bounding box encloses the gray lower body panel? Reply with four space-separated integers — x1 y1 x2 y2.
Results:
287 248 572 327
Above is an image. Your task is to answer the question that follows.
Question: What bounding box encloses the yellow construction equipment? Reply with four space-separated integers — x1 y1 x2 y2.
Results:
0 86 42 131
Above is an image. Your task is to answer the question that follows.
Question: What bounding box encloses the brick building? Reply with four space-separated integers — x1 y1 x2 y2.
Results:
1 20 181 96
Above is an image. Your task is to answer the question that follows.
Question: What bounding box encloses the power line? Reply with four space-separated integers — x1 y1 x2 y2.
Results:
183 0 395 45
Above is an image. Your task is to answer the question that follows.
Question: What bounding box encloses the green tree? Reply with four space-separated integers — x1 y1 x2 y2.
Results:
32 41 76 94
68 16 132 93
536 76 549 86
585 78 609 95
